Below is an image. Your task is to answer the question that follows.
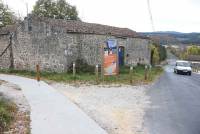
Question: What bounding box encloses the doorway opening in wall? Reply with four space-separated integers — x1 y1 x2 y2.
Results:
118 46 125 66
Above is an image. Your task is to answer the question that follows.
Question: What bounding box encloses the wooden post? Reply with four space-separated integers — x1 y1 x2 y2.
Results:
36 64 40 82
73 62 76 80
129 66 133 84
95 64 99 84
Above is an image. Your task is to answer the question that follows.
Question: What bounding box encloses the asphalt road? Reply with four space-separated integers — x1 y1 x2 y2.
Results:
145 59 200 134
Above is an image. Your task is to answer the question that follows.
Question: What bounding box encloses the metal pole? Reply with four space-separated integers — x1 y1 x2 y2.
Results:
95 64 99 84
101 44 104 82
73 62 76 80
130 66 133 84
144 65 148 80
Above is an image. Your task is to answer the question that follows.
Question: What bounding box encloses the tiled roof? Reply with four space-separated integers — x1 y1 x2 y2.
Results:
0 16 149 39
31 16 139 38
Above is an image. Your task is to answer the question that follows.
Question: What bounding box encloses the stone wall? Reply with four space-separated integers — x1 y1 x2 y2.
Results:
80 34 150 66
13 19 80 72
0 17 151 72
0 34 11 69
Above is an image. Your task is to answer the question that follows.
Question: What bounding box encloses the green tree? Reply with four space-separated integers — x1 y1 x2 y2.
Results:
153 47 160 65
32 0 79 20
150 44 160 65
187 45 200 55
198 48 200 55
158 45 167 61
0 1 15 27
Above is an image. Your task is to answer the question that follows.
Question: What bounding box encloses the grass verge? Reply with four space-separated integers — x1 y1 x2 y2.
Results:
0 98 17 132
0 65 163 85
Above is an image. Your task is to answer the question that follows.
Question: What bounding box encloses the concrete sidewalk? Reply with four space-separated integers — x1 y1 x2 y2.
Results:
0 74 107 134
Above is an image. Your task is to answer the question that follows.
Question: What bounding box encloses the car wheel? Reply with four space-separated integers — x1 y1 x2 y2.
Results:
176 70 179 74
174 69 177 74
188 72 192 76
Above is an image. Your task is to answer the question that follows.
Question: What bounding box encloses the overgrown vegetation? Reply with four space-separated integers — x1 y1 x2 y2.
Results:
0 65 163 85
150 43 167 65
0 1 16 27
186 45 200 55
168 45 200 60
0 98 17 132
32 0 79 20
68 58 95 74
167 46 180 58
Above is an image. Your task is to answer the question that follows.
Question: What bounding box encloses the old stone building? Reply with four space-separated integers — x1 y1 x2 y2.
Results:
0 15 151 72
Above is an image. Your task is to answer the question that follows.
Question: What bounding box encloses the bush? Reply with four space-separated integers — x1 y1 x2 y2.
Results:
0 99 16 132
159 45 167 61
153 47 160 65
187 45 200 55
68 58 95 74
168 45 200 60
150 44 160 65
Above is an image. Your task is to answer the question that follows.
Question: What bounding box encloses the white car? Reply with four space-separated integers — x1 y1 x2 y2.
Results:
174 60 192 75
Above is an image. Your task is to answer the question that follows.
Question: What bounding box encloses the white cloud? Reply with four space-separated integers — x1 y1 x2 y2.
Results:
3 0 200 32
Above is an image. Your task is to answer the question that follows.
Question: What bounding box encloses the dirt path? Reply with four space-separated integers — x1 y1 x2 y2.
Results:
52 83 150 134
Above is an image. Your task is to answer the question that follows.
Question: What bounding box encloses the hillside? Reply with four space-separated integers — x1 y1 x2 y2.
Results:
141 32 200 46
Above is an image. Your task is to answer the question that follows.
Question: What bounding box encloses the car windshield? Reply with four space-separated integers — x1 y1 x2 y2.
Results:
176 62 190 67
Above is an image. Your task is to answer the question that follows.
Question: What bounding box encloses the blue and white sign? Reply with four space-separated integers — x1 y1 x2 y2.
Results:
107 39 117 49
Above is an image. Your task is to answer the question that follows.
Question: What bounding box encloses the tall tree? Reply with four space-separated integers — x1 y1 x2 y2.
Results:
32 0 79 20
0 1 15 27
150 44 160 65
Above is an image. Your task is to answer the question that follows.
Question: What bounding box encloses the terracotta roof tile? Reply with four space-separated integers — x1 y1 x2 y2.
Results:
30 16 138 38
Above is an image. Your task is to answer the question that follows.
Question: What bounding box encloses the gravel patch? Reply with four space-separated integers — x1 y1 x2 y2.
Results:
0 80 30 134
52 83 150 134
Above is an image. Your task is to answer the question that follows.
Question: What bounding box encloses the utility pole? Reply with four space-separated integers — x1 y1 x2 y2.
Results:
26 2 28 16
147 0 155 31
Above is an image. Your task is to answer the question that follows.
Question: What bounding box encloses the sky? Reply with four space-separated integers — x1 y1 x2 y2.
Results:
2 0 200 33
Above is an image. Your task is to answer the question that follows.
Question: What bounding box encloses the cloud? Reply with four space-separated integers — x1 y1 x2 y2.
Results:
4 0 200 32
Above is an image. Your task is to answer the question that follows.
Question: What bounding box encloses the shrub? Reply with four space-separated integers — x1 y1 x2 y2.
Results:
68 58 95 74
150 44 160 65
0 99 16 132
159 45 167 61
